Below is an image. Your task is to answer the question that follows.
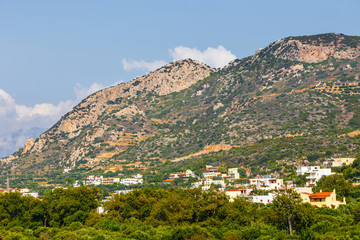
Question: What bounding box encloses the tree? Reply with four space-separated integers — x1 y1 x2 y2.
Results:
316 174 353 200
43 187 101 227
271 191 315 235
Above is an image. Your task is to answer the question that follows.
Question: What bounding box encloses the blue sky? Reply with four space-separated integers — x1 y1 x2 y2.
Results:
0 0 360 154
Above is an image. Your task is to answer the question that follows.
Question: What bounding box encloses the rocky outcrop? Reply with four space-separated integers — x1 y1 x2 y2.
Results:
14 59 215 160
22 138 35 154
260 33 360 63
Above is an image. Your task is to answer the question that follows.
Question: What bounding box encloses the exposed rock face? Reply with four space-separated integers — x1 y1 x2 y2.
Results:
4 33 360 175
116 105 145 117
260 33 360 63
22 138 35 154
15 59 215 156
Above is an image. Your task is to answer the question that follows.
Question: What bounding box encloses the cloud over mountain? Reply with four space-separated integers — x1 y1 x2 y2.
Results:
0 83 104 156
122 45 237 71
169 45 236 68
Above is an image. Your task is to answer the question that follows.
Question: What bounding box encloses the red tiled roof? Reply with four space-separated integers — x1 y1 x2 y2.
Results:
309 192 332 199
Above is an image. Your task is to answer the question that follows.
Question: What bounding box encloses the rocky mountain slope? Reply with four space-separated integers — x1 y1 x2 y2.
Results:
2 33 360 177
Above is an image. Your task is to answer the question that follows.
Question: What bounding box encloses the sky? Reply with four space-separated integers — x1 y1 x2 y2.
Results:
0 0 360 155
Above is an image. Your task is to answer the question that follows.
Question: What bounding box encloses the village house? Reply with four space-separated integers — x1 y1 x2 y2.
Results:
251 192 277 205
102 177 120 185
296 166 333 186
305 168 333 186
86 175 103 186
248 177 284 190
19 188 30 193
120 177 143 185
296 166 321 175
225 188 253 201
300 189 346 209
201 178 226 191
227 168 240 180
205 165 219 172
323 158 355 167
22 192 39 198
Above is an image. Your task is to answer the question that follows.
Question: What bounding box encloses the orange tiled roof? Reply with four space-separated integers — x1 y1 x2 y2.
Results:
163 179 174 182
309 192 332 199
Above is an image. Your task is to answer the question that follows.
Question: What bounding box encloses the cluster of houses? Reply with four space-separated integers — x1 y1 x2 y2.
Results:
19 157 350 211
0 187 39 198
160 162 349 209
73 174 143 187
163 165 242 190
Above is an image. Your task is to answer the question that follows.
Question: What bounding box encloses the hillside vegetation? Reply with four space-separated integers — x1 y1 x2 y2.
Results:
1 33 360 182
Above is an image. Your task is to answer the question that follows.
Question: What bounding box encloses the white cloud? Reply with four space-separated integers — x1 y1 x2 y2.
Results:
122 59 167 72
122 45 236 71
74 82 105 102
0 82 107 156
169 45 236 68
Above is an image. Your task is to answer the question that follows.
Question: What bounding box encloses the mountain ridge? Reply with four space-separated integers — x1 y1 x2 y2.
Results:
2 33 360 177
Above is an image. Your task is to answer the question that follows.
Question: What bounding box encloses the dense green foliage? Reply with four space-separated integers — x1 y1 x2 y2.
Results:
0 186 359 239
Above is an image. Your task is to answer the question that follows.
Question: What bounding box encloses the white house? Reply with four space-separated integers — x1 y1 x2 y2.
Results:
251 192 277 205
305 168 333 186
296 166 321 175
248 177 284 190
120 178 143 185
203 171 222 179
86 175 103 186
201 178 226 190
22 192 39 198
114 189 133 195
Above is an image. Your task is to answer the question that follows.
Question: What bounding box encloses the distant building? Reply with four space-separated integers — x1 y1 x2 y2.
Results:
305 168 333 186
163 179 175 184
102 178 120 185
300 189 346 209
203 171 222 179
296 166 333 186
228 168 240 180
113 189 133 195
86 175 103 186
22 192 39 198
323 158 355 167
248 177 284 190
205 165 218 172
201 178 225 190
225 189 252 201
120 178 143 185
251 192 277 205
296 166 321 175
19 188 30 193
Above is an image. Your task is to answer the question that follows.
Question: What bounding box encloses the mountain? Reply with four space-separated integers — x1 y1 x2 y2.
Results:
2 33 360 177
